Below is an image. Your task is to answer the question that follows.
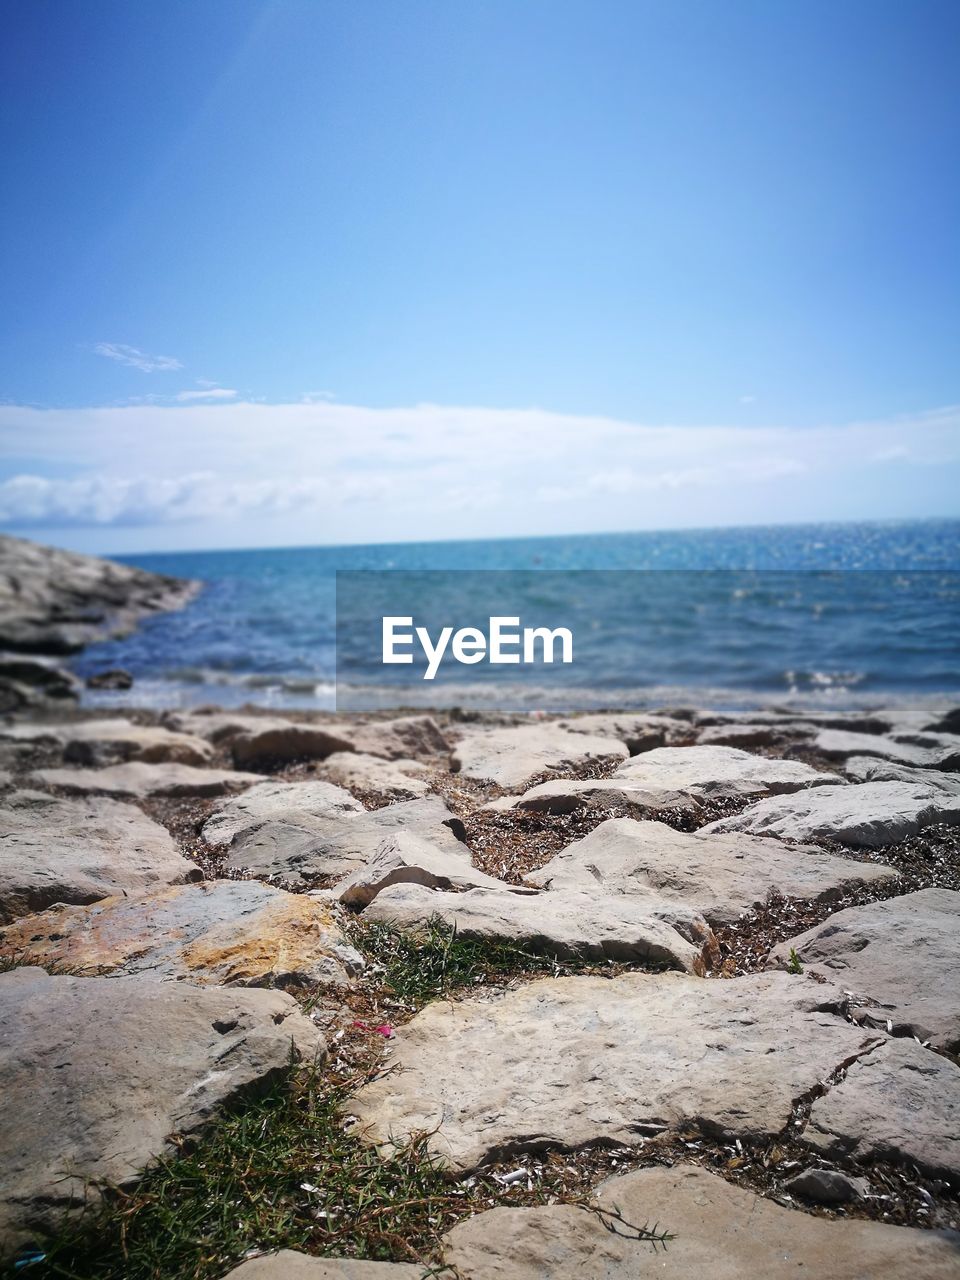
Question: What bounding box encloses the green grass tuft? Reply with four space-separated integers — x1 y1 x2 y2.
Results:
10 1057 460 1280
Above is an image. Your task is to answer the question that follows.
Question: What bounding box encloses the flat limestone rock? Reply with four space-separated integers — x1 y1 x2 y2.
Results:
702 781 960 848
319 752 430 800
222 1253 429 1278
527 818 897 927
222 796 468 887
360 882 716 973
1 718 213 767
489 777 700 818
0 967 324 1249
0 790 199 924
844 756 960 793
229 719 358 769
451 724 628 790
441 1164 960 1280
336 833 526 908
768 889 960 1051
349 970 880 1171
164 710 277 744
31 761 262 799
59 719 214 767
0 880 364 988
555 713 685 753
806 1038 960 1180
203 779 364 847
612 745 841 799
344 715 449 761
812 729 949 768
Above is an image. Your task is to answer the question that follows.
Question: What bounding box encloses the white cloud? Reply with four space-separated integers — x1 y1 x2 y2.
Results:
92 343 183 373
175 387 238 402
0 399 956 545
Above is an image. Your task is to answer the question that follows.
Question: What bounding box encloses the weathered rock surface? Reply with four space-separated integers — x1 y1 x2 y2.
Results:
613 745 841 799
0 881 363 988
203 779 363 847
843 756 960 793
345 715 449 761
703 780 960 847
696 722 797 747
769 889 960 1051
783 1166 869 1205
0 790 199 924
361 882 716 972
350 970 879 1171
336 833 525 909
0 653 80 711
556 712 685 753
229 719 358 769
528 818 896 927
441 1164 960 1280
806 1038 960 1180
319 752 430 800
489 776 699 817
812 728 957 769
451 724 628 789
0 532 197 655
222 1253 428 1278
62 719 214 766
0 717 214 766
0 966 324 1249
221 797 468 887
31 761 261 799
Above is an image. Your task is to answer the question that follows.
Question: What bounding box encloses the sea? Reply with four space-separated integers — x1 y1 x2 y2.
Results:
70 519 960 715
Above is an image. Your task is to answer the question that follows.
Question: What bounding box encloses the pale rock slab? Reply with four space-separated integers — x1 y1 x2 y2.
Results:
0 880 363 988
489 777 699 818
164 710 277 744
843 756 960 793
0 789 199 924
441 1164 960 1280
555 713 685 753
222 1253 429 1279
768 889 960 1051
451 724 628 790
336 832 525 908
0 967 324 1249
7 718 216 766
361 882 716 973
344 715 449 761
528 818 896 927
812 729 955 768
806 1038 960 1180
319 752 430 800
220 796 468 887
350 970 880 1171
31 761 261 799
612 745 841 800
203 779 363 847
702 780 960 848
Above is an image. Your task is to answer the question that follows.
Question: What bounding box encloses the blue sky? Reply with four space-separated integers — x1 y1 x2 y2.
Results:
1 0 958 553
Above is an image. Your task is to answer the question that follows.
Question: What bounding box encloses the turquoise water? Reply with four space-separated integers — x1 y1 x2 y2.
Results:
71 519 960 711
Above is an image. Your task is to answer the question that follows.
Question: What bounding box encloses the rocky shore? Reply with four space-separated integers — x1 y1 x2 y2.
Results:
0 542 959 1278
0 533 197 711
